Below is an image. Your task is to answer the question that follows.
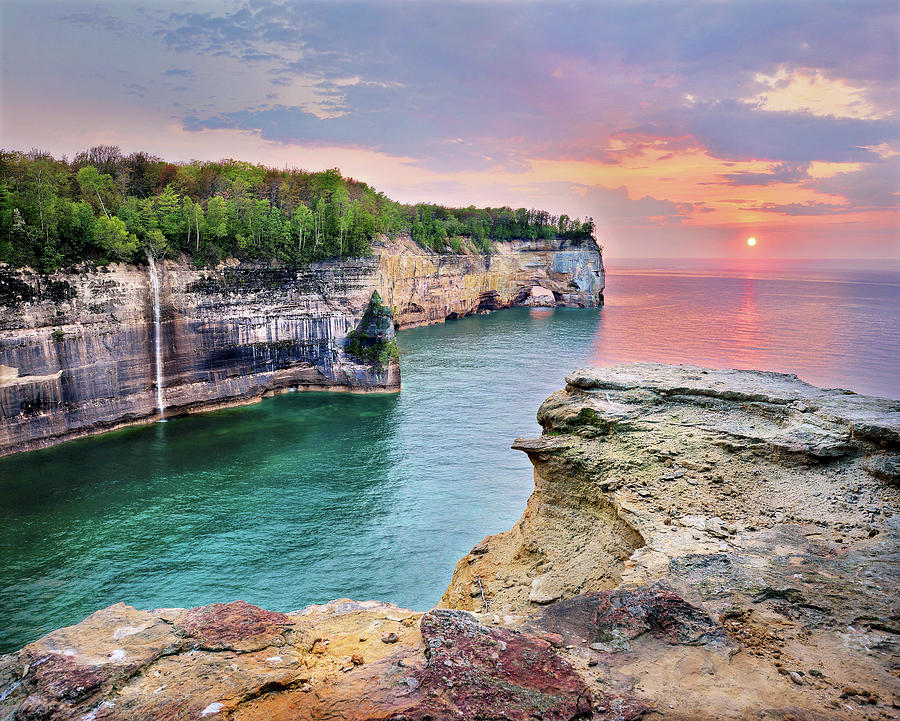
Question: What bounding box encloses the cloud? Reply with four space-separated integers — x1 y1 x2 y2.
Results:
569 183 693 225
720 162 811 186
804 155 900 208
61 10 125 35
183 99 538 173
159 2 309 61
663 100 898 163
741 201 852 216
3 0 898 257
148 1 899 174
746 68 887 120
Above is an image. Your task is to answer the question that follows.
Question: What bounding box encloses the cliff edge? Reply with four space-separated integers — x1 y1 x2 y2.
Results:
2 364 898 720
0 235 602 456
445 363 900 718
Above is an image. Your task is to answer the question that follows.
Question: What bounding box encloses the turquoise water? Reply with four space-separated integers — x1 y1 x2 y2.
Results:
0 308 602 652
2 260 898 652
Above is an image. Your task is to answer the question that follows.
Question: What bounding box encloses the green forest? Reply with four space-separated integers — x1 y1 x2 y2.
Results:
0 147 596 272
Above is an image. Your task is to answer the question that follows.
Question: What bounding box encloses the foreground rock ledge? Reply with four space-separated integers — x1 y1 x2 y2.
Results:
3 364 899 720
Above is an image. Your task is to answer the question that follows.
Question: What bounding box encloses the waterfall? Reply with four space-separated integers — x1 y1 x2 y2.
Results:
147 254 166 421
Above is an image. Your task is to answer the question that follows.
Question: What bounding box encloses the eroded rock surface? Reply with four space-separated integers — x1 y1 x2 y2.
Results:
445 364 900 719
3 364 898 719
0 261 399 456
374 235 603 327
0 600 605 721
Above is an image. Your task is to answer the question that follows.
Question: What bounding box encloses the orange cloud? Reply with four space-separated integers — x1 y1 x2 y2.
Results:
747 68 888 120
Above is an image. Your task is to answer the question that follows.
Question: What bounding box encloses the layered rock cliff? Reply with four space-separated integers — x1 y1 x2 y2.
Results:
0 235 602 456
2 365 897 720
375 235 603 327
0 259 397 457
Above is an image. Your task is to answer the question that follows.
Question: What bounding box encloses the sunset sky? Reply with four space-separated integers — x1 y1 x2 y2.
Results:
1 1 898 259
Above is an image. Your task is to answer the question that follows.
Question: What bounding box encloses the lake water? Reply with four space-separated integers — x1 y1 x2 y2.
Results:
1 258 898 652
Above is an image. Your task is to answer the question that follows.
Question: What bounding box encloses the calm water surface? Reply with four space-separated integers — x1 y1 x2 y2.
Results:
596 258 899 398
1 259 898 651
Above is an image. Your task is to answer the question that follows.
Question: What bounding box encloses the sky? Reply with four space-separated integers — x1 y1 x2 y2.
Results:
1 0 898 259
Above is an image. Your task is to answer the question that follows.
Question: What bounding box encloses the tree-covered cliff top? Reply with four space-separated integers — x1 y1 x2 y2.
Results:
0 147 596 272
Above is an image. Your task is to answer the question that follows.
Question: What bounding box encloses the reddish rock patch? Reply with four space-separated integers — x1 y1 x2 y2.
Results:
592 691 649 720
22 652 110 703
177 600 292 650
404 608 594 720
7 652 115 721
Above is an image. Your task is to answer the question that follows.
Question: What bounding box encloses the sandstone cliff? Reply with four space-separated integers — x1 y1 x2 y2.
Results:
0 235 602 456
374 235 603 327
2 365 897 720
445 364 900 719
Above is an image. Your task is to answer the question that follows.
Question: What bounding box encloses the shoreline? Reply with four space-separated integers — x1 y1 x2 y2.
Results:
0 301 602 459
3 363 898 720
0 238 604 457
0 373 402 459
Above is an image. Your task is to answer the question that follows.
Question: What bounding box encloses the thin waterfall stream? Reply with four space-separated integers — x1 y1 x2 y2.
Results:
147 255 166 420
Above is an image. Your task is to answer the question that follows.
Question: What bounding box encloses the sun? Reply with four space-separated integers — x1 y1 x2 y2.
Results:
746 236 758 247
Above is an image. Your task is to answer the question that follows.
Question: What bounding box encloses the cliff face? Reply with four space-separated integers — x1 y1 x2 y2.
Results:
0 259 397 457
374 235 603 327
0 236 603 456
2 365 897 720
444 364 900 719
